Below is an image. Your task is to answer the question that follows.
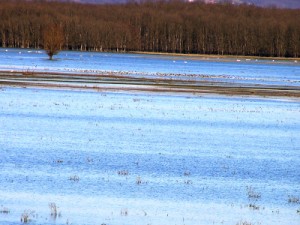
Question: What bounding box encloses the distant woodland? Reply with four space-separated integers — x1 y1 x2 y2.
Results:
0 0 300 57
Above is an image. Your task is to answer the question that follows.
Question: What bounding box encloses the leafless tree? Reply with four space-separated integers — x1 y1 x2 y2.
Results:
43 23 64 60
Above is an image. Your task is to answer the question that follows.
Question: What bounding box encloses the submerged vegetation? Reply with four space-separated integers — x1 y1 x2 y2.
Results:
0 207 10 214
246 186 261 199
20 210 35 224
0 0 299 57
49 202 59 219
69 175 80 182
236 222 253 225
288 196 300 204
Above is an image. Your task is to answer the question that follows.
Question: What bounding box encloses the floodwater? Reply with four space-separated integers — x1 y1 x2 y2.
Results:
0 49 300 225
0 48 300 86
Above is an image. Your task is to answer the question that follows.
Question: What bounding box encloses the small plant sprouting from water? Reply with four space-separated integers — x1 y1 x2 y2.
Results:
120 208 128 216
49 202 61 219
288 195 300 204
236 221 253 225
184 171 191 176
136 176 142 185
20 210 35 223
248 203 260 210
69 175 80 182
246 186 261 199
184 180 193 185
86 157 94 163
21 213 29 223
246 186 261 211
0 206 10 214
118 170 129 176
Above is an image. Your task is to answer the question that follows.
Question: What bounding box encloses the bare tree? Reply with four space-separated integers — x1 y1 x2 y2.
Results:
43 23 64 60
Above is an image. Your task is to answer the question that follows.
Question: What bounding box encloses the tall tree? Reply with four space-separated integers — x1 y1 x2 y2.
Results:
43 23 64 60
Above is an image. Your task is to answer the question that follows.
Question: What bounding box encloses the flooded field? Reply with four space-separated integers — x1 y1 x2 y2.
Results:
1 48 300 87
0 49 300 225
1 87 300 225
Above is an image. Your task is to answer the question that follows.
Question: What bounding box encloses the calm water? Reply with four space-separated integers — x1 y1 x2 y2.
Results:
0 49 300 225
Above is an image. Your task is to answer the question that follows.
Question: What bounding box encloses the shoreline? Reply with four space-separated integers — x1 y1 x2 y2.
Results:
130 51 300 61
1 70 299 99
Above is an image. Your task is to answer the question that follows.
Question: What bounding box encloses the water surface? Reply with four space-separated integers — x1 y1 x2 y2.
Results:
0 87 299 225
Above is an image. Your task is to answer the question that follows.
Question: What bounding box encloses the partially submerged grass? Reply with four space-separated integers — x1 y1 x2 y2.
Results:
49 202 61 219
246 186 261 199
236 221 253 225
184 180 193 185
248 203 260 210
86 157 94 163
183 171 191 176
118 170 129 176
136 176 142 185
0 207 10 214
288 196 300 204
120 208 128 216
246 186 261 212
69 175 80 181
20 210 35 223
21 213 30 223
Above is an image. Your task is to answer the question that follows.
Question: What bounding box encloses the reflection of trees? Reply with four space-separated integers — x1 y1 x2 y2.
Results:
0 0 299 57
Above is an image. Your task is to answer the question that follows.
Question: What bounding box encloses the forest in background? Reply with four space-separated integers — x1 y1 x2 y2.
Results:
0 0 300 57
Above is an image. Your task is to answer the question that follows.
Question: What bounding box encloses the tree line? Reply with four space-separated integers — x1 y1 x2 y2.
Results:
0 0 300 57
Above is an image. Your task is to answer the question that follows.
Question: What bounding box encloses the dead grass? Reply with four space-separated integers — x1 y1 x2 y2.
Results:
22 69 34 76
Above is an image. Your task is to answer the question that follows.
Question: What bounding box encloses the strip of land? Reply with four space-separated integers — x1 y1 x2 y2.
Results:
0 71 299 98
131 51 300 62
